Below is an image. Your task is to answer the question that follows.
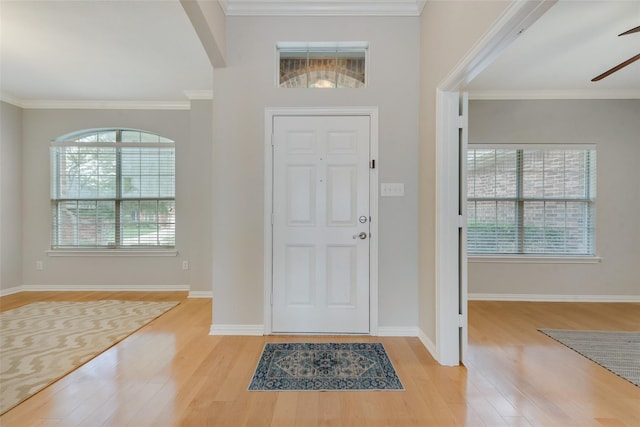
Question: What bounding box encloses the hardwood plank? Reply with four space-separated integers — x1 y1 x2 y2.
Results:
1 293 639 426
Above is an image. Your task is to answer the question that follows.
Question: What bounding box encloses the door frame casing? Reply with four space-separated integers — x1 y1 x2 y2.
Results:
264 107 379 335
433 1 555 365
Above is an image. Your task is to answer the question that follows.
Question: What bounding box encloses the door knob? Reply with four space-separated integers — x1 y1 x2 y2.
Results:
354 232 367 240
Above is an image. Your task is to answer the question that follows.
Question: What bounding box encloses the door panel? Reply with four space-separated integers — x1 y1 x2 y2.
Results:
287 166 316 226
326 245 357 307
327 166 357 226
272 115 370 333
327 131 357 154
285 245 315 306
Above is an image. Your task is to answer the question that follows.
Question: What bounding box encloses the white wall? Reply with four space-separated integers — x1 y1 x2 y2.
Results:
19 104 213 292
0 101 23 293
211 16 420 328
468 99 640 299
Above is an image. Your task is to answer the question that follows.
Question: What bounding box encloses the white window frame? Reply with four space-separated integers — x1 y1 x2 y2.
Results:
467 143 598 262
49 128 176 253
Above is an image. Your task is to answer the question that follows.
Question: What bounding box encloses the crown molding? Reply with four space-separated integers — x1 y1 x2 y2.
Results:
184 90 214 100
218 0 426 16
0 92 24 108
10 99 192 110
1 91 208 109
468 89 640 100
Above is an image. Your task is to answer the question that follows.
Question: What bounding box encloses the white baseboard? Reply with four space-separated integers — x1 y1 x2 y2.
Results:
378 326 439 365
0 286 25 297
377 326 419 337
418 328 437 361
188 291 213 298
209 324 422 338
209 324 264 336
19 284 190 292
469 293 640 302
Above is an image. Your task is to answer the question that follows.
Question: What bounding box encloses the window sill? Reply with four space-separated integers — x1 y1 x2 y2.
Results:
47 249 178 257
468 255 601 264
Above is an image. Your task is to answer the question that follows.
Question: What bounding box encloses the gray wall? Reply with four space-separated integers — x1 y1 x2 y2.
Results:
211 16 420 328
186 100 213 295
418 0 511 343
18 103 212 292
1 101 23 293
468 99 640 298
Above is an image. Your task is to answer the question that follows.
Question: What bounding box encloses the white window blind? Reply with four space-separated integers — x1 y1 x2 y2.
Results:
467 145 596 255
50 129 175 249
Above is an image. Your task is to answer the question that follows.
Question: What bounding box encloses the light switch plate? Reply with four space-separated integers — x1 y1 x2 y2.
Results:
381 183 404 197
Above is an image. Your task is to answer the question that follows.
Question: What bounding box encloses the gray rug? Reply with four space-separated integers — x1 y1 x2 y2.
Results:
248 342 404 391
539 329 640 387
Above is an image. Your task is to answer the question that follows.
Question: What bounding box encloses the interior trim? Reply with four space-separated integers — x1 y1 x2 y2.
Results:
418 328 437 359
469 89 640 100
7 99 191 110
19 284 190 292
184 90 214 100
209 324 265 336
219 0 426 16
377 326 419 337
188 291 214 298
469 256 602 264
469 293 640 303
47 250 179 257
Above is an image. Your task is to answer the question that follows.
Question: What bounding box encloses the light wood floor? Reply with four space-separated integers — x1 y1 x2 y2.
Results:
1 292 639 426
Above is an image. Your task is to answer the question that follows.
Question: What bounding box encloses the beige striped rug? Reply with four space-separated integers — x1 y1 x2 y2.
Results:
0 300 179 414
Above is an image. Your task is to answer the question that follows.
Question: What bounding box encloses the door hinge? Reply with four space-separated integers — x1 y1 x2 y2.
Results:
271 213 275 225
457 115 466 129
458 215 465 228
370 159 376 169
458 314 464 328
271 132 275 146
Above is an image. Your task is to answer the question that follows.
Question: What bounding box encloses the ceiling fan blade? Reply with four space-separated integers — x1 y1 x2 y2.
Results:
592 53 640 81
618 25 640 36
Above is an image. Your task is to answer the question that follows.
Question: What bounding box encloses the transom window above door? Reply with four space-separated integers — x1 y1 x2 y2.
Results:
277 42 368 88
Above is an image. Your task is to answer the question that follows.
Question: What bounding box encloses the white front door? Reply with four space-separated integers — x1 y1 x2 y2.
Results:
272 115 371 333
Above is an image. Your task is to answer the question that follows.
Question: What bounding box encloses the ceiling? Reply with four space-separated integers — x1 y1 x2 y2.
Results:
1 0 638 108
0 0 213 107
466 0 640 99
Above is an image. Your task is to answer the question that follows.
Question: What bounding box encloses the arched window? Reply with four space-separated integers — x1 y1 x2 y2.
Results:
50 128 175 249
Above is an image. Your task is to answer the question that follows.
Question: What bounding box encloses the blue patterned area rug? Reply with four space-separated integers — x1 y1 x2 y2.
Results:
248 342 404 391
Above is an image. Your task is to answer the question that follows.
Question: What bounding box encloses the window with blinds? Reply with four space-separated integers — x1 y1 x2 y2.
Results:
50 129 175 249
467 145 596 256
